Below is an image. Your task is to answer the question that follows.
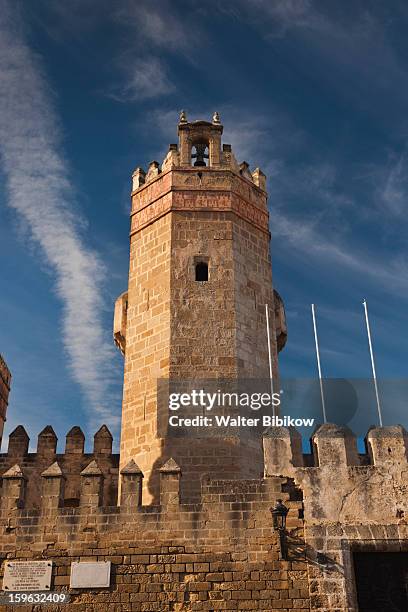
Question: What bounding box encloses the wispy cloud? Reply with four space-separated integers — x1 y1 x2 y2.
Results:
116 1 192 51
109 57 175 102
0 1 119 431
381 150 408 216
229 0 408 124
110 0 204 103
273 210 408 296
244 0 327 37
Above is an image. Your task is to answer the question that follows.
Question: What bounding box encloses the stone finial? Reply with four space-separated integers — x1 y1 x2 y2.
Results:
120 460 144 508
132 167 145 190
8 426 29 458
37 426 58 457
159 458 181 507
145 160 161 183
80 460 104 508
179 109 187 124
252 167 266 192
93 425 113 455
312 423 359 467
65 426 85 454
41 461 64 478
41 462 65 512
159 458 181 474
239 161 253 182
1 464 26 513
2 464 25 479
121 459 143 475
81 460 102 476
212 111 220 124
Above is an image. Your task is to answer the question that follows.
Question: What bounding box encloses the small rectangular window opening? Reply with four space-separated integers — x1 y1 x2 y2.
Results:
195 261 208 281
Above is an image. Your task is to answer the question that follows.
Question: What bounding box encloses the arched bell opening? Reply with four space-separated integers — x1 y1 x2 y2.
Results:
191 142 209 167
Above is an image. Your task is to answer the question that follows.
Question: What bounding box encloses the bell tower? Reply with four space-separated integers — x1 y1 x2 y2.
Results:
114 112 287 502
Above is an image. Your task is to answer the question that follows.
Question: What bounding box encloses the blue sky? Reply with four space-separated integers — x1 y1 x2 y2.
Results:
1 0 408 451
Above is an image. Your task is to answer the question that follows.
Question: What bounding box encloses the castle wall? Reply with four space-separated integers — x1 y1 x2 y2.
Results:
0 467 307 611
0 424 407 610
0 426 118 509
264 424 408 611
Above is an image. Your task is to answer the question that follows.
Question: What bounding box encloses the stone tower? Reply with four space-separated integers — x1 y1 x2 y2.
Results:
114 112 287 502
0 354 11 448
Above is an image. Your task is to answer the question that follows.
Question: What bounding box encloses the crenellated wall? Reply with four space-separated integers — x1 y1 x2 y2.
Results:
264 423 408 611
2 421 407 512
0 423 407 610
0 455 306 611
0 425 119 509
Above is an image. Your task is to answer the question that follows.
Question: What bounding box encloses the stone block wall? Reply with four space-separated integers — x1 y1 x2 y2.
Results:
231 214 276 380
0 459 306 611
119 210 172 503
170 209 237 380
0 423 407 610
264 423 408 611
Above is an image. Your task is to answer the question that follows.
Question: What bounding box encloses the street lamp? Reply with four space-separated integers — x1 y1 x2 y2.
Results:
271 499 289 559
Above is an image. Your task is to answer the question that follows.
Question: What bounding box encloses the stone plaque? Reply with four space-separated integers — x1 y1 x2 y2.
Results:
70 561 111 588
3 561 53 592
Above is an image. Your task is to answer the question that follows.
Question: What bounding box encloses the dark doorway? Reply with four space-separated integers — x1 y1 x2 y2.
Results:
353 552 408 611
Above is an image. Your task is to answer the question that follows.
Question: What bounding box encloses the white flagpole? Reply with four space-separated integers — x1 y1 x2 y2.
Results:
311 304 327 423
265 303 275 417
363 300 383 427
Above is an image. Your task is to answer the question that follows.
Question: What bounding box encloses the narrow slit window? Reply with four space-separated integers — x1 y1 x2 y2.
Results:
195 261 208 281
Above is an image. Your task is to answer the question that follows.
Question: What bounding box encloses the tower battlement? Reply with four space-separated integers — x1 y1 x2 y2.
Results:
131 112 266 192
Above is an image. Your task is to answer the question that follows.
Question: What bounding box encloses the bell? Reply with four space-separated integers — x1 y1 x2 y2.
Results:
192 142 209 167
